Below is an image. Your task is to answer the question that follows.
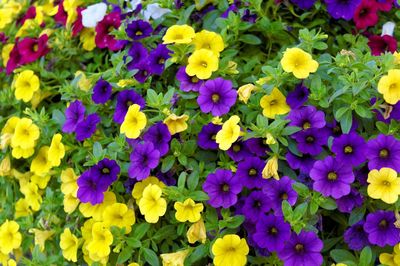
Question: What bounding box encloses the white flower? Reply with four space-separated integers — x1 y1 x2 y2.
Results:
143 3 171 20
382 21 395 37
130 0 141 10
81 3 108 28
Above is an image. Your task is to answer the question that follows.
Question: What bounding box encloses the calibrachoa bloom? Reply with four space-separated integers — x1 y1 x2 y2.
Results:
75 113 101 141
128 141 160 180
368 35 397 56
367 167 400 204
344 220 370 251
331 132 366 166
160 249 190 266
92 78 112 104
235 156 266 189
253 214 291 252
242 190 271 222
197 77 237 116
77 169 110 204
354 0 379 29
95 11 123 51
60 228 79 262
366 134 400 171
148 44 170 75
174 198 204 223
203 169 242 208
286 83 309 109
0 220 22 254
126 19 152 40
378 69 400 105
162 24 195 44
138 184 167 223
364 210 400 247
143 122 171 156
310 156 355 199
292 128 329 155
287 106 326 130
192 30 224 55
14 70 39 102
212 234 249 266
281 47 319 79
114 89 146 124
325 0 361 20
185 49 219 79
176 66 204 92
63 100 85 133
260 88 290 119
197 123 221 150
215 115 241 150
263 176 298 215
120 104 147 139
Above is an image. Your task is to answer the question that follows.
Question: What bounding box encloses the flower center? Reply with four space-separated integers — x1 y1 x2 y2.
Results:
174 34 183 40
327 172 337 181
108 26 115 33
269 227 278 235
303 121 311 129
136 30 143 36
211 134 216 140
344 145 353 154
379 219 388 228
232 144 240 152
200 61 208 68
306 136 314 143
281 192 288 200
295 244 304 252
143 70 148 76
211 93 220 103
126 100 133 107
158 58 165 64
248 168 257 176
102 167 110 174
269 100 277 106
191 76 199 83
202 43 211 49
389 83 398 91
253 200 261 208
379 148 389 158
33 44 38 52
382 180 391 187
222 183 230 192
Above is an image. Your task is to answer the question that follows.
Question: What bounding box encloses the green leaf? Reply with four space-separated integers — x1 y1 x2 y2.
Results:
178 172 187 189
292 202 308 221
126 238 141 248
187 171 199 191
330 249 357 263
187 191 209 201
239 34 262 45
133 223 150 240
161 155 175 173
282 200 293 221
319 197 337 210
282 126 302 136
292 182 309 197
348 206 365 225
52 109 65 127
117 247 133 264
143 248 159 266
359 246 372 266
340 110 352 134
93 142 103 159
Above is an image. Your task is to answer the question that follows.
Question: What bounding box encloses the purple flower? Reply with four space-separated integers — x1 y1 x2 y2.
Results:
364 210 400 247
291 0 317 9
253 214 291 252
202 169 242 208
242 9 257 23
197 78 237 116
134 61 151 83
176 66 204 92
197 123 221 150
75 113 101 142
366 134 400 172
286 83 309 109
128 141 160 180
77 169 110 204
62 100 85 133
125 20 152 40
92 78 112 104
344 220 370 251
278 231 323 266
310 156 354 199
143 122 171 156
236 156 266 189
286 152 316 174
325 0 362 20
148 44 170 75
226 141 252 162
288 106 326 130
372 98 400 123
242 191 271 222
331 132 367 166
246 138 269 157
114 89 146 124
127 42 148 70
292 128 329 155
90 158 120 186
263 176 298 216
336 188 363 213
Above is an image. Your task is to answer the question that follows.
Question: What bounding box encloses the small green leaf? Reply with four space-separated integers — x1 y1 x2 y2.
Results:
239 34 262 45
117 247 133 264
143 248 159 266
359 246 372 266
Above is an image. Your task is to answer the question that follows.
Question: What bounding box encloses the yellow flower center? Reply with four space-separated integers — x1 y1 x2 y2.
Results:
174 34 183 40
269 227 278 235
344 145 353 154
382 180 391 187
281 193 288 200
302 121 311 129
202 43 211 49
158 58 165 64
191 76 199 83
306 136 314 143
379 148 389 158
269 100 277 106
327 172 337 181
211 134 216 140
102 167 110 174
136 31 143 36
200 61 208 68
389 83 398 91
379 219 388 228
248 168 257 176
211 94 220 103
222 183 230 192
295 244 304 252
33 44 38 52
232 144 240 152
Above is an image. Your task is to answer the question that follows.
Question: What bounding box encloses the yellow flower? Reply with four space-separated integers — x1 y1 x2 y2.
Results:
378 69 400 105
64 193 79 214
380 252 397 266
262 155 279 180
61 168 78 195
87 222 113 258
160 249 190 266
30 146 52 176
6 259 16 266
367 167 400 204
128 263 140 266
0 155 11 177
117 79 137 88
80 28 96 51
265 133 276 145
331 264 347 266
174 198 204 223
215 115 241 151
20 182 42 211
63 0 83 25
48 133 65 167
162 25 195 44
212 234 249 266
0 220 22 254
16 19 37 38
31 90 52 109
0 9 13 30
120 104 147 139
394 52 400 65
280 47 319 79
186 49 219 79
138 184 167 223
11 118 40 149
103 203 135 234
14 70 40 102
164 114 189 135
132 176 165 200
226 61 239 75
74 70 92 91
237 84 256 104
79 191 116 221
60 228 79 262
187 218 206 244
31 174 51 189
15 198 31 218
192 30 224 55
211 116 223 125
11 146 35 159
260 87 290 119
256 76 272 86
2 43 14 67
29 229 54 252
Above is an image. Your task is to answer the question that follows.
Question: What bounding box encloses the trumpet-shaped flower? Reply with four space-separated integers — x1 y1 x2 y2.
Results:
60 228 79 262
0 220 22 254
185 49 219 79
187 218 206 244
281 47 319 79
160 249 190 266
87 222 113 258
174 198 204 223
163 24 195 44
192 30 224 55
215 115 241 150
212 234 249 266
102 203 135 233
48 133 65 167
11 118 39 149
138 184 167 223
30 146 52 176
378 69 400 105
120 104 147 139
367 167 400 204
164 114 189 135
260 88 290 119
14 70 40 102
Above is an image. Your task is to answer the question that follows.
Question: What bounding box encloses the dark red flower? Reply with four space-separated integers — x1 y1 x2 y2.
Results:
18 34 50 65
18 6 36 25
6 41 23 74
72 7 84 37
95 11 124 51
0 33 8 44
368 35 397 56
374 0 392 11
353 0 379 29
54 0 67 25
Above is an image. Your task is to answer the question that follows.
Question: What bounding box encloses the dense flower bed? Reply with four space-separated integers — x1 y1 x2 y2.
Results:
1 0 400 265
